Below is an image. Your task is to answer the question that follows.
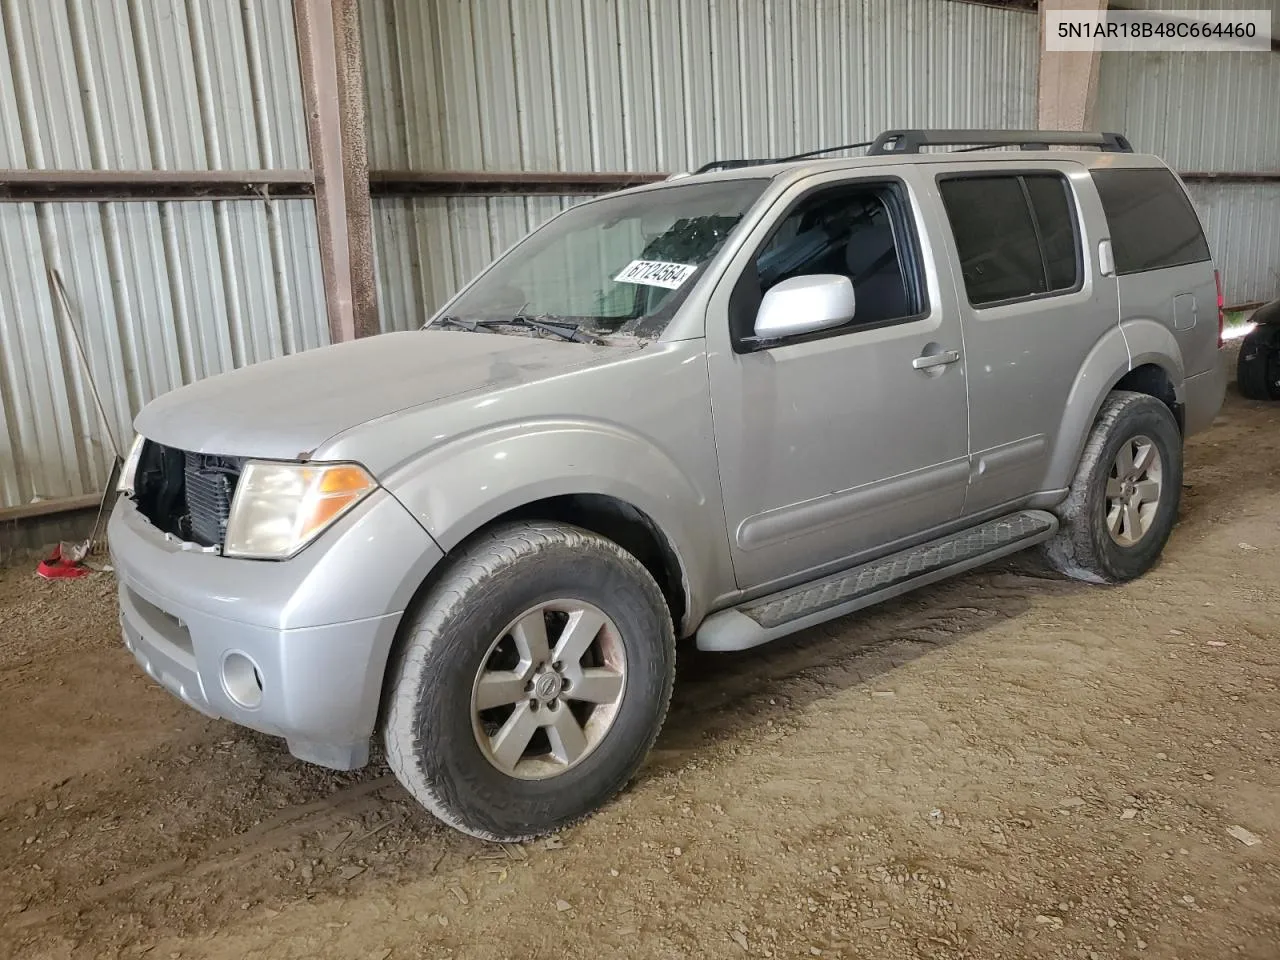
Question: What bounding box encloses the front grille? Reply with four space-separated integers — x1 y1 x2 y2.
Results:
134 441 243 549
183 453 241 547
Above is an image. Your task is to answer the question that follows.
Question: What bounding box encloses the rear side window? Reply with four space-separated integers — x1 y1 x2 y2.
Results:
939 173 1082 307
1090 167 1210 275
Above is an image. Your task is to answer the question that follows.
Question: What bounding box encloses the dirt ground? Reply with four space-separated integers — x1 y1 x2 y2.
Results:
3 369 1278 960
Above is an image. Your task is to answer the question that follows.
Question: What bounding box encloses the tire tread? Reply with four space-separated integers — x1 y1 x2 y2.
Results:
1043 390 1182 584
383 520 675 841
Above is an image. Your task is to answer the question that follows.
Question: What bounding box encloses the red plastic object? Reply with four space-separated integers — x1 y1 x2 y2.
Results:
36 544 92 580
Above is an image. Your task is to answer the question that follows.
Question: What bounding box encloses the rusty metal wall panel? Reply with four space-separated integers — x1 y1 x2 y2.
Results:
371 195 588 332
0 199 327 509
0 0 309 171
1187 183 1280 306
362 0 1039 172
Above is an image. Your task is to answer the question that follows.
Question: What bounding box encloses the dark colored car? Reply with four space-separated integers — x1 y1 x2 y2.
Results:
1237 298 1280 401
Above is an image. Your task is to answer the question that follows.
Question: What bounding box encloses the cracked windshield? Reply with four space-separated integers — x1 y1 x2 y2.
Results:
431 178 768 341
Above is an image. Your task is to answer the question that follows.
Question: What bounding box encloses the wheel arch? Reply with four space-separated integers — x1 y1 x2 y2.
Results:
1114 363 1183 432
465 493 690 634
377 491 695 753
1043 323 1185 491
390 489 697 652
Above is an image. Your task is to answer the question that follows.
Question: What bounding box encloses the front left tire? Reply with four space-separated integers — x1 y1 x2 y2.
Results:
383 521 676 841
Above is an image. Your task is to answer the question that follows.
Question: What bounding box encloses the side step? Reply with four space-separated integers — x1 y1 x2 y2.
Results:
696 509 1058 652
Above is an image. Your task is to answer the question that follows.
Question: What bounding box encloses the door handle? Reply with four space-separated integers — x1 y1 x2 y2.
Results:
912 349 960 370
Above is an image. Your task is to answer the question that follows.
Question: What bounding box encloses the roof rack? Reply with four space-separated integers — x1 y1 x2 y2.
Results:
693 128 1133 173
867 129 1133 155
693 158 777 174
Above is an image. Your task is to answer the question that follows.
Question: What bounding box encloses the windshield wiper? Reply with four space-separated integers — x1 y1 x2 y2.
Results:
507 316 604 344
430 314 602 345
431 315 496 333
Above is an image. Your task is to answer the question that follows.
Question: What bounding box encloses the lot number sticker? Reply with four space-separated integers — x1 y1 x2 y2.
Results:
613 259 698 290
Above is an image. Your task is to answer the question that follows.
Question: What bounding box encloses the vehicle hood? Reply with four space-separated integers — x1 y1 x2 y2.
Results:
134 330 631 460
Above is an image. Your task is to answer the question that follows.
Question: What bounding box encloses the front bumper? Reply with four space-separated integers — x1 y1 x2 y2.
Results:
108 489 444 769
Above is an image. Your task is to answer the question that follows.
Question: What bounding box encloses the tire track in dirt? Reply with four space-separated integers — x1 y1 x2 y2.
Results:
8 775 398 931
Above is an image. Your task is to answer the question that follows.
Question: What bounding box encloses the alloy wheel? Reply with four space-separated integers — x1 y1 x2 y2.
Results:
1105 434 1163 547
470 600 627 780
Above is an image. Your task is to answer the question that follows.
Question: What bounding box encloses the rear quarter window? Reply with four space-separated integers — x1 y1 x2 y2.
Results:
1090 167 1211 275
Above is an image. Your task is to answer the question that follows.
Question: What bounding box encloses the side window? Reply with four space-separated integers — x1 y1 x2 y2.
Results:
1090 167 1211 275
1024 175 1079 291
730 182 925 347
939 173 1082 307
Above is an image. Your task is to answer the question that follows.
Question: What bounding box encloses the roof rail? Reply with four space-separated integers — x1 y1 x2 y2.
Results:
691 129 1133 175
694 140 878 174
867 129 1133 155
693 158 778 174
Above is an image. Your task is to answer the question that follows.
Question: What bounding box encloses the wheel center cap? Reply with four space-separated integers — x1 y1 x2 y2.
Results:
534 672 563 702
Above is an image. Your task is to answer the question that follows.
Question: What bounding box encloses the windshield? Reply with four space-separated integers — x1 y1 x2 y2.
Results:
432 178 769 339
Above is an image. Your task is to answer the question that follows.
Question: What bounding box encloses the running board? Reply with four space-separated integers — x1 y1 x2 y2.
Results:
696 510 1058 652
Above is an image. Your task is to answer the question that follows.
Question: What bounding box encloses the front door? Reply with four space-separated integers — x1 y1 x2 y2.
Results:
706 174 970 591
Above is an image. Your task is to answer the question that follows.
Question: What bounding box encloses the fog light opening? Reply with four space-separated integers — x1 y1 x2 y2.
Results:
223 652 264 709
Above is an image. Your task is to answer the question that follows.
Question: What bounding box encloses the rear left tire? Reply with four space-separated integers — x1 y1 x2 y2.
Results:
1043 391 1183 584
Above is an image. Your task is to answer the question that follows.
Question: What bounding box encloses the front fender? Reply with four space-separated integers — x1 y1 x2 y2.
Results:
382 418 731 632
1041 321 1184 491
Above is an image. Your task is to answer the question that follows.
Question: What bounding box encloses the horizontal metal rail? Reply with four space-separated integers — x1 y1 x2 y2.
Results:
0 492 103 523
1177 172 1280 184
1 166 1274 202
367 170 669 196
0 169 316 201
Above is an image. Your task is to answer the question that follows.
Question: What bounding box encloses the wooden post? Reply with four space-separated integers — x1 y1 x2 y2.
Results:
294 0 378 341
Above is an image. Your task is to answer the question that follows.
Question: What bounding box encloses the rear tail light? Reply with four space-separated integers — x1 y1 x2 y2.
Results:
1215 269 1225 348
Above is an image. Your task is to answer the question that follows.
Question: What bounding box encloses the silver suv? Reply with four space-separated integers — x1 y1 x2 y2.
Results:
110 129 1226 840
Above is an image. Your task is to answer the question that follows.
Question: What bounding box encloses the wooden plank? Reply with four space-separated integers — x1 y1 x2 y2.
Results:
0 493 102 523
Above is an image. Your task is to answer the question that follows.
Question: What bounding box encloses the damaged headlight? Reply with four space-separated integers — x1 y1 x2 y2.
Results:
223 461 377 560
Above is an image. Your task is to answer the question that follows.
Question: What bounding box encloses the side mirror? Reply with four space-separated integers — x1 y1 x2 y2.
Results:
753 274 856 340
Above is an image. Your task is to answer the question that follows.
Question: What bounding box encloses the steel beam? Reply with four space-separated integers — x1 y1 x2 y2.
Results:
0 169 315 201
294 0 378 341
368 170 669 197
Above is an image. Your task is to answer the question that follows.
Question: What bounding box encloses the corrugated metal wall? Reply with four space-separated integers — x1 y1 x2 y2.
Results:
1185 183 1280 306
362 0 1041 330
0 0 326 510
370 195 587 334
1096 0 1280 304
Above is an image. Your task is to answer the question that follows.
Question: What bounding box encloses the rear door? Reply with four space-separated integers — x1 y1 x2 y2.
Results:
931 162 1119 515
1089 166 1218 379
